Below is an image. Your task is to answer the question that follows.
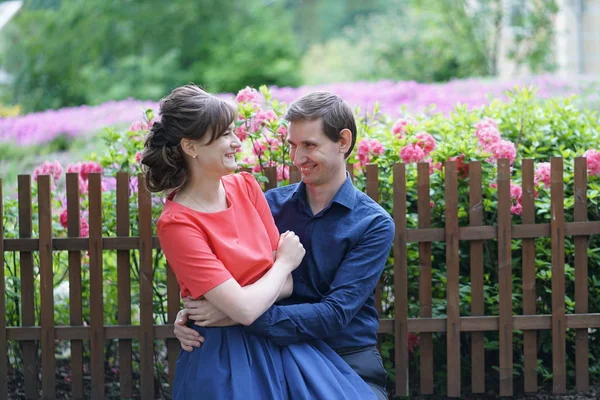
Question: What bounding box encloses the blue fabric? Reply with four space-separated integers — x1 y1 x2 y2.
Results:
173 325 377 400
246 175 395 349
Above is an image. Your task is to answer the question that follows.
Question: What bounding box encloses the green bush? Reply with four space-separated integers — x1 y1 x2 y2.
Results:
1 0 300 112
3 86 600 396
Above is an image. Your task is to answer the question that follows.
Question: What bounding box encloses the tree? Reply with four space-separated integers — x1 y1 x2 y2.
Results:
1 0 301 111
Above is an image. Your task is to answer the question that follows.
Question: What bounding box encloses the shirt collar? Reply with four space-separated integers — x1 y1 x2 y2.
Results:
291 173 356 211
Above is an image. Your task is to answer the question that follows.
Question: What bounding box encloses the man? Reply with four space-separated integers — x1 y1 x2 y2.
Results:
174 91 395 399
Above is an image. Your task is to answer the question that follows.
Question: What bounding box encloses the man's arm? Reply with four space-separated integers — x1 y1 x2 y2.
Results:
245 216 394 345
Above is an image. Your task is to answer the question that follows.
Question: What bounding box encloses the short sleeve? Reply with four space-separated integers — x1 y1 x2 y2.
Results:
239 172 279 248
157 213 233 299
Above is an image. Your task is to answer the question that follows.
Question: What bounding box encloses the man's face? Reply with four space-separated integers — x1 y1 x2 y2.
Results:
287 119 346 187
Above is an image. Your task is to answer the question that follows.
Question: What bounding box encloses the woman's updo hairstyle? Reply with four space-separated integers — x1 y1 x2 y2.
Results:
141 84 237 193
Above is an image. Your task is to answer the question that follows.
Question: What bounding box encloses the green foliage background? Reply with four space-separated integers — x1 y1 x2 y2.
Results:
0 0 559 112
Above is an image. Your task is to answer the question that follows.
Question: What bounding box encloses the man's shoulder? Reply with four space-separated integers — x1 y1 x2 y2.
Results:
265 183 299 204
353 187 394 224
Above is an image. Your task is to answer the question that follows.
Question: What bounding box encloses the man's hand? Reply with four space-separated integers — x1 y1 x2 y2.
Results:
183 297 230 327
174 309 204 352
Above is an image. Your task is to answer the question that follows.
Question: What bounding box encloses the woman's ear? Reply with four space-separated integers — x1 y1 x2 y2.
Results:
338 129 352 155
180 138 197 158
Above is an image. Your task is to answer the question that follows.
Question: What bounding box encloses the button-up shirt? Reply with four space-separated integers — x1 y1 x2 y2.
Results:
246 175 395 350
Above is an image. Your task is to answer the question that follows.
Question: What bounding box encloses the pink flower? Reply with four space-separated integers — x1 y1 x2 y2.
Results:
129 121 148 132
33 161 63 182
357 139 385 165
59 209 68 228
408 333 420 353
415 132 436 156
236 87 262 104
583 149 600 176
79 161 103 180
449 154 469 178
277 165 290 181
66 163 81 174
510 203 523 216
252 140 268 157
400 144 425 163
266 137 281 152
277 125 288 137
488 140 516 164
474 118 501 149
240 156 257 167
79 218 89 237
255 110 278 127
510 183 522 201
428 161 442 175
534 162 551 188
392 118 410 138
135 151 143 164
235 124 249 141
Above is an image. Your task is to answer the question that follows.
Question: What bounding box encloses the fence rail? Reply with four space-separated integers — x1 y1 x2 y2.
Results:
1 157 599 398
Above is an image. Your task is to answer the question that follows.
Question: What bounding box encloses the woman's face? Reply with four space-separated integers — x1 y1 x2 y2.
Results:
194 123 242 176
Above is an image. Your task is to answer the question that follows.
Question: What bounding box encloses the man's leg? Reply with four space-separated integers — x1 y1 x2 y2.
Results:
337 346 389 400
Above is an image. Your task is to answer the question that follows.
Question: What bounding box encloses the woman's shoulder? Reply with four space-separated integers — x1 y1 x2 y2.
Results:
223 172 261 197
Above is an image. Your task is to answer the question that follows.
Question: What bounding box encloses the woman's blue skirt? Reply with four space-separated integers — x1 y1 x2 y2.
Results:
172 325 377 399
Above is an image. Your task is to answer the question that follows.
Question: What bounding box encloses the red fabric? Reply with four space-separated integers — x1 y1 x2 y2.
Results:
157 172 280 299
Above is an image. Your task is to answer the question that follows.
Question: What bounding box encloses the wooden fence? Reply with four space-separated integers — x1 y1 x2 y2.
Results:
1 157 600 399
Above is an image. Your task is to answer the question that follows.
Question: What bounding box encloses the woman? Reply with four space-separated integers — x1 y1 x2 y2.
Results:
141 84 376 399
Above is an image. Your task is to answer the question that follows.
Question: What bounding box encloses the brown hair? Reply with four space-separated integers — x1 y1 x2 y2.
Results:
141 84 236 193
284 91 357 158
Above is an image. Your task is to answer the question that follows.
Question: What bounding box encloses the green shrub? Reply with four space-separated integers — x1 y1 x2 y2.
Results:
3 86 600 396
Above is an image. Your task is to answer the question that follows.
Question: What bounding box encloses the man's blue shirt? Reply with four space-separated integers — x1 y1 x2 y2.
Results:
246 175 395 350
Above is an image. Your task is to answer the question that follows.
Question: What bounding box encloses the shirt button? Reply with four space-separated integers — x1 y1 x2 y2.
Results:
299 278 305 283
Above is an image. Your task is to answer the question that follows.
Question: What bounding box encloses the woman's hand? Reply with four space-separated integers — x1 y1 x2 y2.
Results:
275 231 305 272
183 297 232 327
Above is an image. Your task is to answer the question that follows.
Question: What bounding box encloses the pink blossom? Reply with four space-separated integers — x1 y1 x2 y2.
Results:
415 132 436 155
488 140 516 164
236 87 262 104
534 162 551 188
474 118 501 149
510 183 522 201
400 144 425 163
408 333 420 353
80 218 89 237
510 203 523 216
277 125 288 137
252 140 268 157
135 151 143 164
266 137 281 152
235 124 249 141
129 121 148 132
357 139 385 165
255 110 278 127
583 149 600 176
277 165 290 181
33 161 63 182
79 161 103 180
240 156 257 167
392 118 410 138
66 163 81 174
475 117 498 131
59 209 68 228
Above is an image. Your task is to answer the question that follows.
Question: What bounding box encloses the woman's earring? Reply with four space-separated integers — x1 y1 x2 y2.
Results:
193 155 197 159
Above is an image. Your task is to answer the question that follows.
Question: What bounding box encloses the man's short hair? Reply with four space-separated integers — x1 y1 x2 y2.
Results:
285 92 357 159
